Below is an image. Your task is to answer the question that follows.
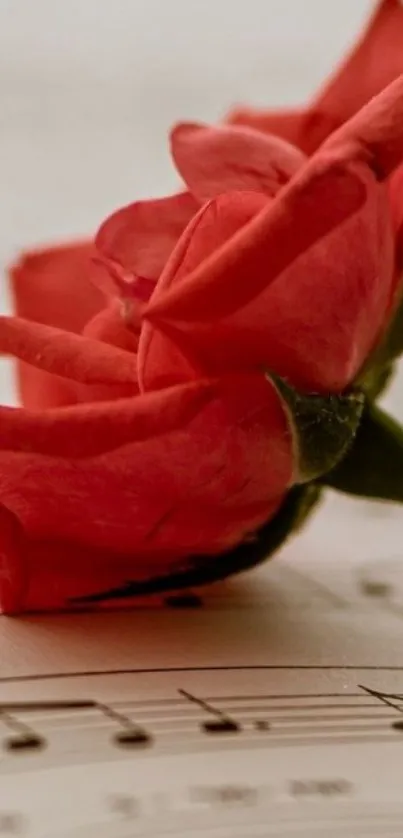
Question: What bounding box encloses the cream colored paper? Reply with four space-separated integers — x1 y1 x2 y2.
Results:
0 495 402 837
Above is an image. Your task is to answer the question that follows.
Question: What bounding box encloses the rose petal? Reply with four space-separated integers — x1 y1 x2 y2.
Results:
146 155 367 324
91 257 156 304
226 107 340 156
389 163 403 267
0 375 292 564
10 241 104 332
0 316 138 391
313 0 403 127
0 526 180 614
14 370 78 412
322 73 403 327
226 108 307 144
170 122 305 200
0 380 214 458
10 241 105 409
139 191 268 390
95 191 198 283
83 302 140 351
73 302 141 402
147 169 392 392
324 73 403 180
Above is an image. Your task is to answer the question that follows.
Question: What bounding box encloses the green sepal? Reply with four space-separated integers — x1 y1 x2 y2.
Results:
291 483 323 532
72 485 318 605
324 402 403 503
358 286 403 398
271 375 365 483
365 290 403 372
383 292 403 362
359 360 395 401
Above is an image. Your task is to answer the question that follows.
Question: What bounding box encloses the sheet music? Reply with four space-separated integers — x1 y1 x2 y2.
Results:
1 0 402 832
0 493 402 837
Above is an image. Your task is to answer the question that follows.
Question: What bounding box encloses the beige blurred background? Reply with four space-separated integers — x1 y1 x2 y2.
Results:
1 0 401 414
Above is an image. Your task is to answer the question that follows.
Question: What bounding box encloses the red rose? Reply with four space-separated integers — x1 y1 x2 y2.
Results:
2 72 403 614
226 0 403 284
12 0 403 407
3 2 403 613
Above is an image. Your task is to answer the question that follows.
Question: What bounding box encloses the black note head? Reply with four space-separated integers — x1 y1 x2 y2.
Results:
114 729 152 747
5 735 45 752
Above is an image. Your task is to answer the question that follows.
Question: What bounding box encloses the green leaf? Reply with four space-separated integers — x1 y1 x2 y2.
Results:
324 402 403 503
271 375 365 483
72 485 317 605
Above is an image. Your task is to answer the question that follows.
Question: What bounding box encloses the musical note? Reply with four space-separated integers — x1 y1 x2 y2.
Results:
178 688 241 733
0 675 403 837
0 700 152 751
178 688 270 734
1 677 403 761
359 685 403 732
0 706 46 752
96 702 151 747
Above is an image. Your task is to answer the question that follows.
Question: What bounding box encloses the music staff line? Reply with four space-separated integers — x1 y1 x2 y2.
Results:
0 686 403 753
1 665 402 687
